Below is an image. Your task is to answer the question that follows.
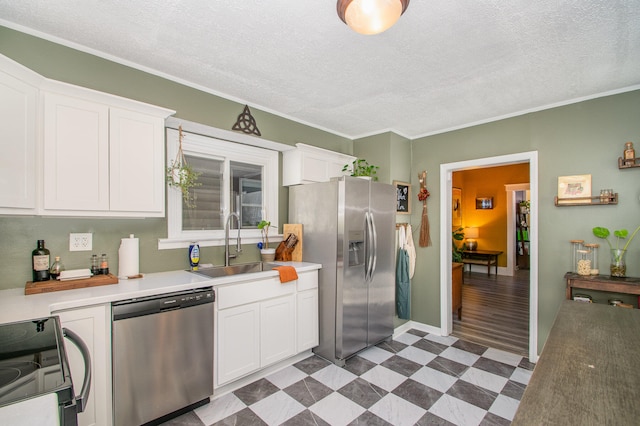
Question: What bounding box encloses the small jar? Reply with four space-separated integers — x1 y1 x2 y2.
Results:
570 240 584 273
624 142 635 166
584 243 599 275
576 249 591 276
49 256 65 280
100 254 109 275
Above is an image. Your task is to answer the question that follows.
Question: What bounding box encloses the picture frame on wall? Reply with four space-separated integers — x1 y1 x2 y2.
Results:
557 174 592 204
394 181 411 214
476 197 494 209
452 187 462 227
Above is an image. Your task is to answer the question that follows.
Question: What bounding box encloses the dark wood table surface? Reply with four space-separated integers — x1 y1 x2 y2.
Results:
512 300 640 425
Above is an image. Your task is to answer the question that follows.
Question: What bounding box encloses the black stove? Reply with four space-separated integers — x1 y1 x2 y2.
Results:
0 317 77 423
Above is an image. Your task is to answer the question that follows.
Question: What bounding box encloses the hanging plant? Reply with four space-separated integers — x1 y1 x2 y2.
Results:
166 125 201 208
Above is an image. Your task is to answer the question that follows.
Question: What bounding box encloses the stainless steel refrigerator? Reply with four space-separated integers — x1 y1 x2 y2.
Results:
289 176 395 365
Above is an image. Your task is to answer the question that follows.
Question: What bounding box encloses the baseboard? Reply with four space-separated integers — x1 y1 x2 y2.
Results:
394 320 442 337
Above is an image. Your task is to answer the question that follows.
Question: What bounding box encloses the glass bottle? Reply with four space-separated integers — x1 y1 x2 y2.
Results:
624 142 635 166
32 240 50 282
576 248 591 276
49 256 65 280
584 243 599 275
570 240 584 273
91 254 100 276
100 254 109 275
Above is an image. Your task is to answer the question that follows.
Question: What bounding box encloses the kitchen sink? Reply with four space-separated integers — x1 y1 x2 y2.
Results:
189 262 279 279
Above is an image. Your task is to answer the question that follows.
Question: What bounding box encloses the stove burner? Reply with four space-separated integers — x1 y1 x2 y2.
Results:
0 361 40 387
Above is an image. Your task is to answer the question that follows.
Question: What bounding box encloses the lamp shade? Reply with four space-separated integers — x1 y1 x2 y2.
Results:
337 0 410 35
465 227 479 239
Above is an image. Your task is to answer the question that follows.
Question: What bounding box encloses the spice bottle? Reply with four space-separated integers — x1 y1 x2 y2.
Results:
91 254 100 275
100 254 109 275
32 240 51 282
49 256 65 280
624 142 635 166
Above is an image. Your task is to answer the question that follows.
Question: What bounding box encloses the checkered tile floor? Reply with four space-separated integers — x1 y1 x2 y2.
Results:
164 329 535 426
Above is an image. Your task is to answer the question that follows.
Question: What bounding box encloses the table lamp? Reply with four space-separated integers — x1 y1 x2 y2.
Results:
465 227 479 251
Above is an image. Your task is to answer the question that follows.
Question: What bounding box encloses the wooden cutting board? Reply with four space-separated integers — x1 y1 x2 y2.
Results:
283 224 303 262
25 274 119 295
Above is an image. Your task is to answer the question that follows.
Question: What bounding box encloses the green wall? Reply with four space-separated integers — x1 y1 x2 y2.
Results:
1 26 639 355
0 26 351 288
410 91 640 352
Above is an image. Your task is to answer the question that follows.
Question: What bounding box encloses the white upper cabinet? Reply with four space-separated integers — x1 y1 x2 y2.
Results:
282 143 355 186
109 108 165 214
0 57 40 214
0 53 174 217
43 93 110 212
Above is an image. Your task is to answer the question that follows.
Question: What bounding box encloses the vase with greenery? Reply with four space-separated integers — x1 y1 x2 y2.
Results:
257 220 276 261
342 159 379 181
166 125 201 208
592 225 640 277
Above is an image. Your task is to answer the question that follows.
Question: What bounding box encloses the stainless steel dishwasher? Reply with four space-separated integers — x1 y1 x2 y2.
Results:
112 287 214 426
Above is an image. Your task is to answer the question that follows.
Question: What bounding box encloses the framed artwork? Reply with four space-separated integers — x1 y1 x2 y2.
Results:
557 174 592 204
476 197 494 209
394 181 411 214
452 187 462 227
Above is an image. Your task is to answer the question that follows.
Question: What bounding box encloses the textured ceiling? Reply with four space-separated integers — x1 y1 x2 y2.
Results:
1 0 639 139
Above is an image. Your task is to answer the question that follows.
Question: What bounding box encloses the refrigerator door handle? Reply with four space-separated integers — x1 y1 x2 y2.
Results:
364 211 373 281
369 212 378 280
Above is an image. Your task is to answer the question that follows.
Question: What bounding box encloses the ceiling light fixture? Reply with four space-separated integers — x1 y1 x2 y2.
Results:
337 0 410 35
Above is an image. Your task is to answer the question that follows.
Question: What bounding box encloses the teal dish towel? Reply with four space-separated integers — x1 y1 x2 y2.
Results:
396 248 411 320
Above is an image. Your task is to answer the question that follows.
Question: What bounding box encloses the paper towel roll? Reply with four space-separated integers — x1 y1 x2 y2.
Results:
118 234 139 278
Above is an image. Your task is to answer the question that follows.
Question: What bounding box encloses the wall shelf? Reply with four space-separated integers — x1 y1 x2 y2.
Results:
618 157 640 169
554 193 618 206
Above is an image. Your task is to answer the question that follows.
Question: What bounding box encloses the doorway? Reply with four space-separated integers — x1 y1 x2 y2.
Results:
439 152 539 362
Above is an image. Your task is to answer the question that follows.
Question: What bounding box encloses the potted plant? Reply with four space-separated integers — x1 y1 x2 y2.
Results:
257 220 276 261
592 225 640 277
167 125 201 208
342 159 379 181
452 227 465 263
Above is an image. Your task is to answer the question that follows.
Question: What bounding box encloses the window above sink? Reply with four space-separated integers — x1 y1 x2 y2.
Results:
159 119 289 250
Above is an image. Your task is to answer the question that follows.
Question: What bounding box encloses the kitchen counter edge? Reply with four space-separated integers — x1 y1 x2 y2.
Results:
0 262 321 324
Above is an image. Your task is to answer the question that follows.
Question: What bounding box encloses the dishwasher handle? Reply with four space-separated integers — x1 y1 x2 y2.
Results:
63 327 92 414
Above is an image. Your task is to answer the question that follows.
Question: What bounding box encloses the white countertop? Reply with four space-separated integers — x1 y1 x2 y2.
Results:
0 262 321 324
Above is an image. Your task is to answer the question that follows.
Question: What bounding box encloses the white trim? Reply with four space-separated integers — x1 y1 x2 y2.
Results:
165 117 293 153
440 152 539 362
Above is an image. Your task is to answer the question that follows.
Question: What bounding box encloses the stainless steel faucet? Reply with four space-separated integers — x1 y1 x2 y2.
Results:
224 212 242 266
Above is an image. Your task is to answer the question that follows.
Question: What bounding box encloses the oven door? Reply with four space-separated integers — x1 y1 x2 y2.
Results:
0 317 91 426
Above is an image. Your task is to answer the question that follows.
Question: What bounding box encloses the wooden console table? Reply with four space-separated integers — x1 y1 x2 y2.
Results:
462 250 502 276
565 272 640 301
513 300 640 424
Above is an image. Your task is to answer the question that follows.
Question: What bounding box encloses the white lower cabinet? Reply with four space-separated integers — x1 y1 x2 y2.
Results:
215 270 318 388
297 290 319 352
217 302 261 385
260 294 296 366
53 304 111 426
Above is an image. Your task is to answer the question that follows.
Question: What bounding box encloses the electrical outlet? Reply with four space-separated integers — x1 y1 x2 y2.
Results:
70 233 92 251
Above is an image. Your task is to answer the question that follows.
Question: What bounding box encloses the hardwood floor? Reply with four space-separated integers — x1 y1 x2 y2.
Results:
452 268 530 356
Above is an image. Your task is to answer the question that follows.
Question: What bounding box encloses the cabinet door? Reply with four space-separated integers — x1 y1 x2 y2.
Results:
260 294 296 366
109 108 164 215
43 93 109 211
0 70 37 212
54 304 112 426
217 302 260 386
297 289 319 352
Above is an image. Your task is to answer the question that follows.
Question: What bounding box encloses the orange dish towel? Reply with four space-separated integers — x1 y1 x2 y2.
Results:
273 266 298 283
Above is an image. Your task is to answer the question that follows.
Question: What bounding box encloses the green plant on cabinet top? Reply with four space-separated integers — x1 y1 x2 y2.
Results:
342 159 379 181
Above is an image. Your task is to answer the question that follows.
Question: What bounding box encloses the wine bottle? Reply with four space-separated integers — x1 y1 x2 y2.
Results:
32 240 50 282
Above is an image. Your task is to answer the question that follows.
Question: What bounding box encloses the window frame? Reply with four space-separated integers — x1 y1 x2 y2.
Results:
159 123 281 250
